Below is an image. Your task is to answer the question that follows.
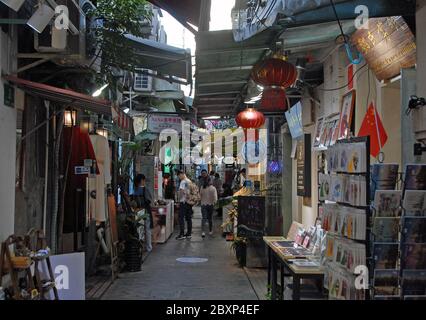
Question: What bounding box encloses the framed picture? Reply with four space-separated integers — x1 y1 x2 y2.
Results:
338 90 356 140
330 115 341 146
313 117 324 149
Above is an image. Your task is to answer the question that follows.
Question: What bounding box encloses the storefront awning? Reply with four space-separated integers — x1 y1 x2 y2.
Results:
124 35 192 85
146 0 200 32
3 75 111 115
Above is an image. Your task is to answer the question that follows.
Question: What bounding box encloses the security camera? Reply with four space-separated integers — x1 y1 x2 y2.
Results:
408 95 426 112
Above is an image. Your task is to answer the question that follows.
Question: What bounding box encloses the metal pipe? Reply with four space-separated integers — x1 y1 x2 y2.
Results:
42 101 50 233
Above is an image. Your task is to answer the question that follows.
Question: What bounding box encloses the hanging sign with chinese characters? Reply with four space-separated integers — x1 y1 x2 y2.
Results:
147 115 182 133
351 16 416 81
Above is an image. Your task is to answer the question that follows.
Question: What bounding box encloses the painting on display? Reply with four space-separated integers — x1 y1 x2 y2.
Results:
338 90 356 140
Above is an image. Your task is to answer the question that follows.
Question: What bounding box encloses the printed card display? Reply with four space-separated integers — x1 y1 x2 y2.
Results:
373 217 400 242
402 270 426 296
401 217 426 243
374 190 402 217
404 164 426 191
373 243 399 269
370 163 399 200
401 244 426 269
374 269 400 296
403 190 426 216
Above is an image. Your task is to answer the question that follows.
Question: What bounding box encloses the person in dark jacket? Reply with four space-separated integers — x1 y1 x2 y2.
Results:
133 174 153 252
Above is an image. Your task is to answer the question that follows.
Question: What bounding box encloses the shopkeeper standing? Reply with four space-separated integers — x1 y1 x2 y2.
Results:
134 174 154 252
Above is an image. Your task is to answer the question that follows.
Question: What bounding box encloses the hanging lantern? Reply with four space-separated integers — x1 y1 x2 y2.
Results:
260 87 287 111
252 55 297 89
236 108 265 129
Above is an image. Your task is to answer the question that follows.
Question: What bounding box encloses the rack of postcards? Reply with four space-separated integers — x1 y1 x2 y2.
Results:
370 163 426 300
318 137 370 300
400 164 426 300
370 163 401 299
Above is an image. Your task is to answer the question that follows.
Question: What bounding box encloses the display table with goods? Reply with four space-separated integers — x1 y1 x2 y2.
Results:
264 236 325 300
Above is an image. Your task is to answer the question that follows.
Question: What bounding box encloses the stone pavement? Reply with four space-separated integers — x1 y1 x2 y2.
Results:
102 207 258 300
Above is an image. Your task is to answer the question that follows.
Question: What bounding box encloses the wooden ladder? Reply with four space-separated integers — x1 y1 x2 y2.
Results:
25 229 59 300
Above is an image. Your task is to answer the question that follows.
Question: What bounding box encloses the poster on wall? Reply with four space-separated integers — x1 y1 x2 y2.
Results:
338 90 356 140
351 16 416 81
297 134 312 197
237 196 266 238
313 117 324 149
317 115 340 149
285 102 304 139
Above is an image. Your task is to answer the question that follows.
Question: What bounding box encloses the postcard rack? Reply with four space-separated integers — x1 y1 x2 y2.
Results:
317 136 371 300
399 165 426 300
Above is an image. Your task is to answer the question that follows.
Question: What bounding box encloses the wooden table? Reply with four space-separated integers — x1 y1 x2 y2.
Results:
264 236 325 300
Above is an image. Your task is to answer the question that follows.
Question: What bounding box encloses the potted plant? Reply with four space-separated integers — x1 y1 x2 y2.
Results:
230 237 247 268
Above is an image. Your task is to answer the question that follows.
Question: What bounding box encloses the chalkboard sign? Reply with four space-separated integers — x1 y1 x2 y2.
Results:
237 196 265 238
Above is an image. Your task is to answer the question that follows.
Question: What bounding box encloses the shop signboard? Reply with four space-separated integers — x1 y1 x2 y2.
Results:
352 16 416 81
297 134 312 197
237 196 265 238
147 115 182 133
74 166 90 175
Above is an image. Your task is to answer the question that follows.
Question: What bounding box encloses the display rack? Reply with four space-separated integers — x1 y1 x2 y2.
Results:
369 163 402 300
399 164 426 300
317 136 371 300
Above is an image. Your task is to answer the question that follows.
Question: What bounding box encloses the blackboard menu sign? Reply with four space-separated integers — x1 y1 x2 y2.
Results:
237 196 265 238
297 134 312 197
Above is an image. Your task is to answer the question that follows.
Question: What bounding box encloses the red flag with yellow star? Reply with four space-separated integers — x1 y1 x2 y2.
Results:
358 103 388 157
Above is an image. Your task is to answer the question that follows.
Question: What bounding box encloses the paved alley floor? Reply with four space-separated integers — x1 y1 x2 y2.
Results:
102 207 259 300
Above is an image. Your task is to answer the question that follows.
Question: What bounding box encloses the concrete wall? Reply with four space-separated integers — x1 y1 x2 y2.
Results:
0 29 17 242
413 0 426 145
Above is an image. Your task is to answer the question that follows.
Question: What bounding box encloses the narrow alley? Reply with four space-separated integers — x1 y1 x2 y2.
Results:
102 208 259 300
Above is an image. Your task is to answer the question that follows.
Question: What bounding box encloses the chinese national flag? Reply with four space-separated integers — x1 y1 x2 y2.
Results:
358 103 388 157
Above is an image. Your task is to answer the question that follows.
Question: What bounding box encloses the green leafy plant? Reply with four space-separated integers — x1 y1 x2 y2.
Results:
87 0 152 89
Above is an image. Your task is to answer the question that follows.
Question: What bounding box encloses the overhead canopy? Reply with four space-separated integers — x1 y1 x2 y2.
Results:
194 29 279 118
146 0 201 32
125 35 192 85
4 75 111 115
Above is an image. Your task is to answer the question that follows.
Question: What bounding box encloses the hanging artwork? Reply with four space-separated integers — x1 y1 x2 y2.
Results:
338 90 356 140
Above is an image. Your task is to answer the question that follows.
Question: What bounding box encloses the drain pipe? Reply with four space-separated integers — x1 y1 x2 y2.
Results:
42 101 50 233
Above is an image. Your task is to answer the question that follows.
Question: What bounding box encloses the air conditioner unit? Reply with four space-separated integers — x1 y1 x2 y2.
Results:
134 68 153 92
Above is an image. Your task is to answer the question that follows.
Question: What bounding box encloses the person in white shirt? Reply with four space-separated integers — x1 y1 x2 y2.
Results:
199 178 218 238
176 171 193 240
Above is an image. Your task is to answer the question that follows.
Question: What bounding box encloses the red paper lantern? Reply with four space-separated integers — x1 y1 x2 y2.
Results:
236 108 265 129
260 88 287 111
252 55 297 89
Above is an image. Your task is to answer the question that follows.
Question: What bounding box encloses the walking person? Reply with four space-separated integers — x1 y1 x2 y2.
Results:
213 173 223 217
133 174 154 252
176 171 199 240
200 178 218 238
